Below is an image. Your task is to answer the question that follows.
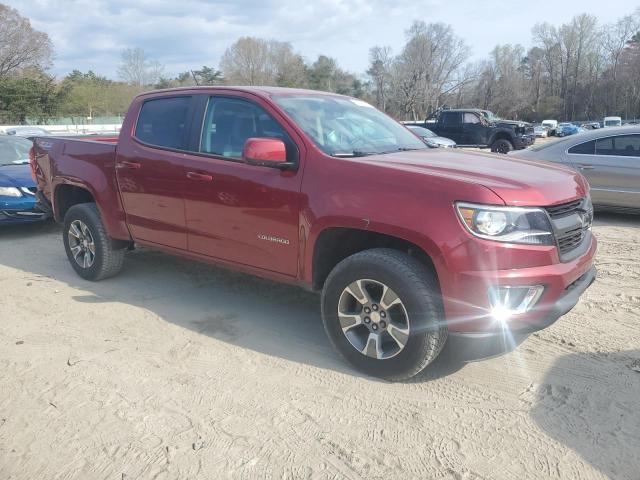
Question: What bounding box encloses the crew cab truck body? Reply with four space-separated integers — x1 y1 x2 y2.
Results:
409 108 535 154
32 87 596 380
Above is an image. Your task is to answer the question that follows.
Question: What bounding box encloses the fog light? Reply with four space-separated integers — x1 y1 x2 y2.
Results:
488 285 544 322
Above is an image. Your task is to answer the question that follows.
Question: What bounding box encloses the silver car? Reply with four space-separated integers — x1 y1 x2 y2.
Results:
510 126 640 210
406 125 456 148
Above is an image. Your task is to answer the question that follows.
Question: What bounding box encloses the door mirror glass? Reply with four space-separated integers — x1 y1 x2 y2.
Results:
243 138 287 167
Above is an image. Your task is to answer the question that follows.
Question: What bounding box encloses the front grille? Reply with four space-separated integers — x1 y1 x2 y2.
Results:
544 197 592 261
557 227 585 255
546 199 583 218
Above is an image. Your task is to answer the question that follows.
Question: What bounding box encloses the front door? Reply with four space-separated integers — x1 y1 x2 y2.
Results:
182 95 303 276
116 95 195 249
462 112 485 145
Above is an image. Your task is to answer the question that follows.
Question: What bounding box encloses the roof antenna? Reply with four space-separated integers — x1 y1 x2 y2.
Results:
190 70 200 86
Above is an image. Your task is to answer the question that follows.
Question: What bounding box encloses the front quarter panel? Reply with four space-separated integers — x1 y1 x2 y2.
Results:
300 152 508 287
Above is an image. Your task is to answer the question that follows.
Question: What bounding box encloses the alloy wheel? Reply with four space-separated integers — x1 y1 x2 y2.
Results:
67 220 96 268
337 279 410 359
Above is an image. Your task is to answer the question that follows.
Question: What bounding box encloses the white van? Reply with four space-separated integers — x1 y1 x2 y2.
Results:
541 119 559 136
603 116 622 127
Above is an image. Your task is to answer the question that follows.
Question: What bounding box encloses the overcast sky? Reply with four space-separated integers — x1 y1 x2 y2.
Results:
8 0 637 80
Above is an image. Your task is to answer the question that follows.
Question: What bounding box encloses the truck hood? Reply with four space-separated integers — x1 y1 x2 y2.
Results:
492 119 531 128
361 149 588 206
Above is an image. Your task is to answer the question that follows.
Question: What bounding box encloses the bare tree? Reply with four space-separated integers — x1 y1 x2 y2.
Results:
367 46 393 111
220 37 307 87
0 3 52 77
384 21 470 119
117 48 164 87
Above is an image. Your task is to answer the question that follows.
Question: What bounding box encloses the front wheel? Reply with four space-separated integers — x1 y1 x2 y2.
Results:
63 203 125 281
321 249 447 381
491 138 514 154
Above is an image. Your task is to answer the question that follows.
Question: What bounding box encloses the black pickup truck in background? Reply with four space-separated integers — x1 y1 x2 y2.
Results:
405 108 535 154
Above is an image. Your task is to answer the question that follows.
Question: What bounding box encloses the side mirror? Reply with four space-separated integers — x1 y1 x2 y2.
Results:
242 138 293 169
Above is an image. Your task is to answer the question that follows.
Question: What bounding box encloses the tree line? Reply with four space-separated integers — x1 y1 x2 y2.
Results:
1 2 639 124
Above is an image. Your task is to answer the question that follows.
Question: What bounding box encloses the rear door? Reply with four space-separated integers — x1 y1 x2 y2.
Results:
567 134 640 208
180 94 304 276
116 95 196 249
437 112 464 144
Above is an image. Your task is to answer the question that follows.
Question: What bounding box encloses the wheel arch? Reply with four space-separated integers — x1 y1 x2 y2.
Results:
54 182 97 222
489 129 515 146
308 225 443 292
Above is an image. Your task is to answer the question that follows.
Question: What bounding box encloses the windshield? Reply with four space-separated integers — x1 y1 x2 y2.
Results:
407 126 437 138
604 120 621 126
0 136 32 166
272 95 426 156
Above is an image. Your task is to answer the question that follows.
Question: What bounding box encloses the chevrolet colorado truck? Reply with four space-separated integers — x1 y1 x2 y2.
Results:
32 87 596 380
407 108 535 154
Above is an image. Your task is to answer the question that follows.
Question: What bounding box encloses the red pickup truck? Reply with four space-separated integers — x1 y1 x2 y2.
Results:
32 87 596 380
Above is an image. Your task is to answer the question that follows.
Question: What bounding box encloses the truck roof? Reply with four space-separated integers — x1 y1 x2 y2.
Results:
136 85 350 100
438 108 485 113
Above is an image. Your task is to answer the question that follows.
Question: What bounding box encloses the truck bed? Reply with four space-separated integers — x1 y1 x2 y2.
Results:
32 135 130 240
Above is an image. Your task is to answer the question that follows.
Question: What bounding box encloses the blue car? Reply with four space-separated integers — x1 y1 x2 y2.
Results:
0 135 48 225
557 123 584 137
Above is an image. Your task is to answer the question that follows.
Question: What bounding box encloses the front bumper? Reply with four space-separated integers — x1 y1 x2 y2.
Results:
442 233 597 336
513 135 535 149
0 198 49 224
449 265 596 338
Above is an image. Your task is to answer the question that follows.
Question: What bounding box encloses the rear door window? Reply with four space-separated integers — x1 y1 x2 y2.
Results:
135 96 192 149
441 112 461 127
568 140 595 155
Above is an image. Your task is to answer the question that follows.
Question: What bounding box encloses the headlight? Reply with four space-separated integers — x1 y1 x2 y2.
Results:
456 202 554 245
0 187 22 197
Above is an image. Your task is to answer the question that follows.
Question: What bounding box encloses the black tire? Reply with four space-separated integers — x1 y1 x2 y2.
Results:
63 203 125 281
491 138 514 154
321 248 447 381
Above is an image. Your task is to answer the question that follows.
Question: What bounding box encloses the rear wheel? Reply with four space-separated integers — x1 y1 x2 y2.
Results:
321 249 447 380
491 138 514 154
63 203 125 281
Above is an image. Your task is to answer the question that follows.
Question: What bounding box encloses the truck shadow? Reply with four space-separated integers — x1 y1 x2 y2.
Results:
0 223 482 382
530 349 640 479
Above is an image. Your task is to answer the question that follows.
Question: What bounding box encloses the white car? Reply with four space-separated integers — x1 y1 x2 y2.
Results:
534 125 548 138
5 126 50 138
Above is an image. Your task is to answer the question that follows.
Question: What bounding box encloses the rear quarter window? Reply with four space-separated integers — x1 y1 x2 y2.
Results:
135 96 192 149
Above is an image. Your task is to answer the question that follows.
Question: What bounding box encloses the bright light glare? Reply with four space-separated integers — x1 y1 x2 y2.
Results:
490 305 511 325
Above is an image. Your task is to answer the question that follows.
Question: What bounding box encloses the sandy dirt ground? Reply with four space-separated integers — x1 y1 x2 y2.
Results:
0 213 639 480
